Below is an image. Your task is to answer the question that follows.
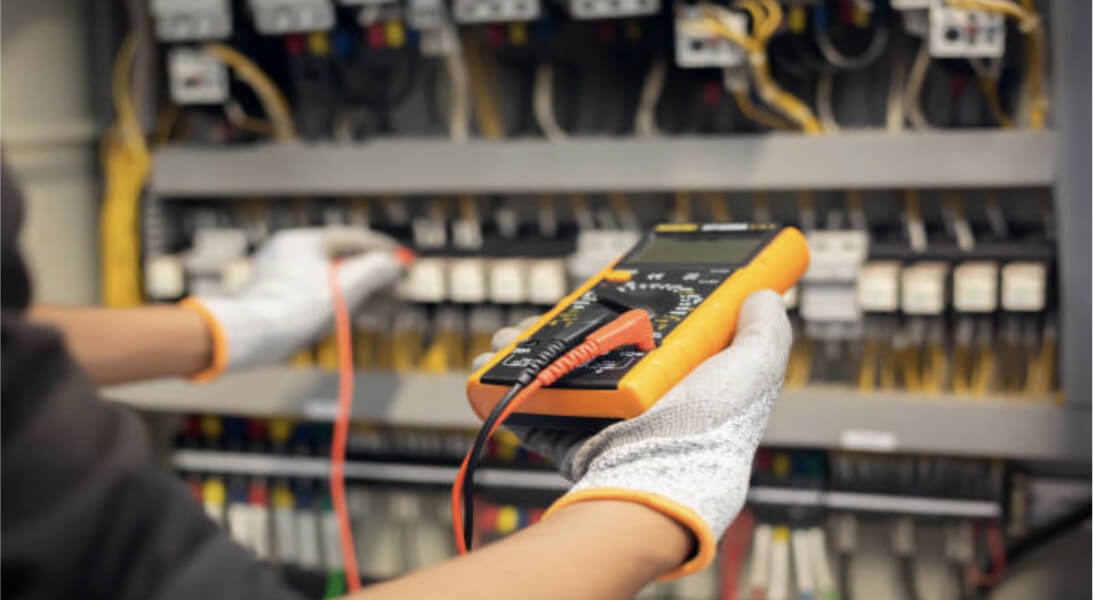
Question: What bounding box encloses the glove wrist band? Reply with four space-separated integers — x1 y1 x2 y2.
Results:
179 297 230 382
542 487 717 581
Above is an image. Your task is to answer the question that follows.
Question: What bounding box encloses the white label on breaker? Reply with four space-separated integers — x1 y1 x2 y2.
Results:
249 0 335 34
901 262 948 315
800 284 862 322
840 429 898 452
953 261 999 313
296 508 321 569
857 261 901 312
449 258 487 303
489 259 528 304
803 230 869 282
403 258 447 303
1001 262 1047 311
321 509 343 570
145 254 186 300
528 259 568 305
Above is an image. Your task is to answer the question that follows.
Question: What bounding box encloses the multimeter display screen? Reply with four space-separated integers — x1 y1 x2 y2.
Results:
624 235 766 266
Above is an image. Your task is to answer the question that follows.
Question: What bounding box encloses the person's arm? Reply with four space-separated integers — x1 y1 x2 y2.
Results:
28 304 212 385
352 501 691 600
27 228 405 386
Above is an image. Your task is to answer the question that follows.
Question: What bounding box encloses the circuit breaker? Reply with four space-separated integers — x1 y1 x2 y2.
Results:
674 4 746 69
248 0 336 34
929 3 1005 58
150 0 232 41
167 47 230 104
453 0 540 23
566 0 658 20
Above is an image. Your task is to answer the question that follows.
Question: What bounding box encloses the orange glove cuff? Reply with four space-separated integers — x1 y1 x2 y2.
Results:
179 297 230 382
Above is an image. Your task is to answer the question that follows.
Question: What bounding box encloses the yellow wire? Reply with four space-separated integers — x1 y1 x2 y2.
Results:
673 191 692 223
879 343 897 390
702 192 731 222
732 90 795 130
945 0 1046 129
977 76 1013 128
699 0 823 134
151 103 181 147
203 43 297 140
921 344 946 394
609 192 629 221
970 346 995 396
900 345 922 392
100 34 149 307
858 340 877 393
462 32 505 140
952 344 971 394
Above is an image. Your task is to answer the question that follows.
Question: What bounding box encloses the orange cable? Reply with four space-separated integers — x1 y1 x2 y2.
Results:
329 261 362 591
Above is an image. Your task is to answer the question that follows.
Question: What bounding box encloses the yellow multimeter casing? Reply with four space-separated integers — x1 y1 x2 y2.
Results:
467 223 810 429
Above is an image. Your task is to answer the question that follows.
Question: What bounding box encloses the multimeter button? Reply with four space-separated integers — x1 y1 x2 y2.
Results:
604 269 633 282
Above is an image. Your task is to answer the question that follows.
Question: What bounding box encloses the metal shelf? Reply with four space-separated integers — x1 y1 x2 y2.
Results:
150 131 1056 196
171 450 1001 517
106 368 1089 461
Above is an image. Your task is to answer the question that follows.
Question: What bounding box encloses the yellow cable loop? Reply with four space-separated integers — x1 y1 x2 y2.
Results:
977 76 1013 128
945 0 1046 129
699 1 824 134
203 43 297 140
732 90 796 130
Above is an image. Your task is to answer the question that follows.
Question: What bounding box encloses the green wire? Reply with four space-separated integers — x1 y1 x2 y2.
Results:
323 569 347 600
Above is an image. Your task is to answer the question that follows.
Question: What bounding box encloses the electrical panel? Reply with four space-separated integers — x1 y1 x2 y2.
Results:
104 0 1088 596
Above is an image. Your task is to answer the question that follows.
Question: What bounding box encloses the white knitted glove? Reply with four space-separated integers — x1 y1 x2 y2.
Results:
182 227 407 379
472 290 791 578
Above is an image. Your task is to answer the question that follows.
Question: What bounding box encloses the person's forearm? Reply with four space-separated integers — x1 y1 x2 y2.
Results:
28 305 212 385
350 500 691 600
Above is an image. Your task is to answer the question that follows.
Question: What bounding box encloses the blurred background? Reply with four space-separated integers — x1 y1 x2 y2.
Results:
1 0 1090 598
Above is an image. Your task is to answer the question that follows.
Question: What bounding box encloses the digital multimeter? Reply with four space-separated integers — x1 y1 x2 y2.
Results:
467 223 810 429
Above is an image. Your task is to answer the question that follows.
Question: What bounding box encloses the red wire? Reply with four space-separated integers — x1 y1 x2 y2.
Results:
329 262 362 591
721 509 755 600
965 522 1007 587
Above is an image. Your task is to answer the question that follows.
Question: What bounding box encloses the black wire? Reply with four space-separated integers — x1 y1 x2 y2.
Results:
838 552 854 600
900 555 921 600
952 562 970 600
1004 502 1092 566
461 382 524 551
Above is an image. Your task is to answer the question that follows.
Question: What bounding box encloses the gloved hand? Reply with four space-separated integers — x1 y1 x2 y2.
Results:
471 290 791 578
182 227 407 380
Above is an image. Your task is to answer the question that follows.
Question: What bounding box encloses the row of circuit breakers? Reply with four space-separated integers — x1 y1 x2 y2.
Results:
153 0 1010 107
